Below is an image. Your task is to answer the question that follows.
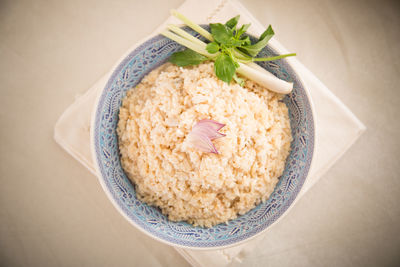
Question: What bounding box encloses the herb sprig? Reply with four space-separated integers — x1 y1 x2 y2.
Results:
161 10 295 94
168 14 295 85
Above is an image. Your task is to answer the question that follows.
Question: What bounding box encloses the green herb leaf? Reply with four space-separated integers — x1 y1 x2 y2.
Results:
240 25 274 57
169 49 208 66
259 25 274 40
235 23 251 38
230 35 251 47
240 36 251 46
225 15 240 30
228 39 245 47
206 42 220 54
214 53 237 83
210 23 233 44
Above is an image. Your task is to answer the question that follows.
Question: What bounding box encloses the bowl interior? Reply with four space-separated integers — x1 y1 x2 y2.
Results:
92 30 314 248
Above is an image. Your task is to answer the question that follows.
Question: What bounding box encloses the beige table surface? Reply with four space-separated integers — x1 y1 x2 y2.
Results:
1 0 399 266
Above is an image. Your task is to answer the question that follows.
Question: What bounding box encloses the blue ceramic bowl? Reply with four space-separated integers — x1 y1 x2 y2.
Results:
91 29 315 249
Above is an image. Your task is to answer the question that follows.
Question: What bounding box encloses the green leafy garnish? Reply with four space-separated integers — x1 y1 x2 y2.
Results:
225 15 240 30
169 49 208 66
210 23 232 44
206 42 220 54
214 53 237 83
236 23 251 38
239 25 275 57
164 11 296 91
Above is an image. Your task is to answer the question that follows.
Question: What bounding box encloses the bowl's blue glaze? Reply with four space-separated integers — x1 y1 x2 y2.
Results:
92 30 314 249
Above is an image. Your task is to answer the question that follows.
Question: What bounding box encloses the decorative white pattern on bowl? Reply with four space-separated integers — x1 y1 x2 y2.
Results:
91 28 314 249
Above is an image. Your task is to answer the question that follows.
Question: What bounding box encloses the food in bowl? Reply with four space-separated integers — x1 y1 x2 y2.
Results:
117 62 292 227
92 9 314 248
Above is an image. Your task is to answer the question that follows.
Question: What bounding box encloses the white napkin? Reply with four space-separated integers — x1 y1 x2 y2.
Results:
54 0 366 266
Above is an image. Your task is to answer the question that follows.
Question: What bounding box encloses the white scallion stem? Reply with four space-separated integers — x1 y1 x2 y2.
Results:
161 30 214 58
237 63 293 94
232 47 292 92
245 62 276 78
171 10 214 41
167 24 208 47
233 49 293 89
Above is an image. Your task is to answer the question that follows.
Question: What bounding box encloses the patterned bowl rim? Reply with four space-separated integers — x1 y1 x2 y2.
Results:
90 32 317 250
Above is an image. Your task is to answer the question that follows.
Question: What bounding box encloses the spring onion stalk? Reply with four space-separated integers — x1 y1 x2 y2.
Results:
236 63 293 94
161 30 214 58
171 10 213 41
249 53 296 62
164 11 294 94
167 24 208 47
232 49 251 61
246 62 276 78
232 49 296 77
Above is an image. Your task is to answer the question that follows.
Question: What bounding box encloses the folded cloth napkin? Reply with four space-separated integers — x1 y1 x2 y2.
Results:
54 0 366 266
